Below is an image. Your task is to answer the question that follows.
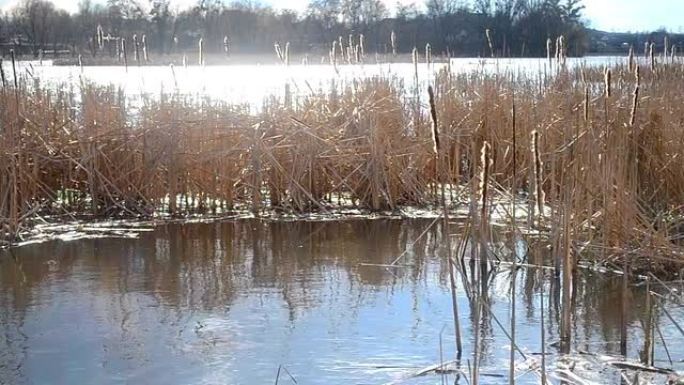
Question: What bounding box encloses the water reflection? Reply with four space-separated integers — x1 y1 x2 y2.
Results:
0 219 681 385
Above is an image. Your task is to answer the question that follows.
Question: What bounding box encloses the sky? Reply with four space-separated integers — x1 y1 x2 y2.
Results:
1 0 683 33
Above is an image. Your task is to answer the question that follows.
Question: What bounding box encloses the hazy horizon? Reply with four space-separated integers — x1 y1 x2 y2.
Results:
1 0 682 33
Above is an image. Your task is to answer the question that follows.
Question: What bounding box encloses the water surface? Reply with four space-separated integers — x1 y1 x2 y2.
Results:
0 219 681 385
8 56 627 107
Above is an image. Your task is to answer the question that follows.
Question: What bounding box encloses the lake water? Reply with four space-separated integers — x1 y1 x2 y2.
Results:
7 56 627 108
1 219 681 385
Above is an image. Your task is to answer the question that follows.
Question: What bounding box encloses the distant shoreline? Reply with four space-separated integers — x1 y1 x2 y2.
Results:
41 53 450 67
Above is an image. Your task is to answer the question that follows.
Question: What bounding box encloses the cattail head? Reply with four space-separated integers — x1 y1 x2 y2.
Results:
649 42 655 71
427 86 439 155
359 34 365 60
96 24 104 49
547 38 552 62
198 37 204 66
133 34 139 61
630 81 640 127
391 30 397 56
604 68 612 98
628 45 634 72
425 43 432 66
330 40 337 65
142 34 148 62
485 29 494 58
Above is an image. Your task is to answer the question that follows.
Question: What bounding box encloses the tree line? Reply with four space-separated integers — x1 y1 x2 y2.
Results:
0 0 587 60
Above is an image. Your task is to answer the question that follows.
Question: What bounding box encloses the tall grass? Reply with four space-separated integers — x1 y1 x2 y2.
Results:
2 58 684 276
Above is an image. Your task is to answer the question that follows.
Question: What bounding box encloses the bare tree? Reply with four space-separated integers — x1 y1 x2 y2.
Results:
12 0 57 56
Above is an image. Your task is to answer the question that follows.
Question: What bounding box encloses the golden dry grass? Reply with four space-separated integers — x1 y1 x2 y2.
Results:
2 60 684 274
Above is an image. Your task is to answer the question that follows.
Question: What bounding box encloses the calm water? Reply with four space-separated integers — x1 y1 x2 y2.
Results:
8 56 627 107
0 219 681 385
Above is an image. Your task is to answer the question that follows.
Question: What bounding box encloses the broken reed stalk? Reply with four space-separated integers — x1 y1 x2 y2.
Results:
584 85 590 122
429 84 462 359
641 278 653 366
531 131 544 226
7 49 18 239
472 299 483 385
359 34 365 62
0 58 5 88
540 286 547 384
560 191 573 353
275 42 284 63
479 141 492 272
509 88 517 385
425 43 432 67
620 258 630 356
121 38 128 71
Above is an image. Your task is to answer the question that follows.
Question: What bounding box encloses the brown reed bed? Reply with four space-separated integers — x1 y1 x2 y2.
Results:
2 60 684 276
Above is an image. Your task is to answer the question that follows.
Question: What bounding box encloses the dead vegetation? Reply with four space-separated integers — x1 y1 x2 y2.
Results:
2 54 684 275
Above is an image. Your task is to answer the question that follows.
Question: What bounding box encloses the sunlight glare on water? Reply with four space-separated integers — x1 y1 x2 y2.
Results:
7 56 626 108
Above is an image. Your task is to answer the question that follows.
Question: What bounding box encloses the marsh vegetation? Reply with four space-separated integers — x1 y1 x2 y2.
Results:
1 13 684 383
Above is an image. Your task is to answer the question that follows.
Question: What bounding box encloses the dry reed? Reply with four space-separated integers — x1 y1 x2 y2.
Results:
1 57 684 278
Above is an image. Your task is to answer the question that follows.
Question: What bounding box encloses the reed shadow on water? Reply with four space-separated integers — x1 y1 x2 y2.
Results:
0 219 681 385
